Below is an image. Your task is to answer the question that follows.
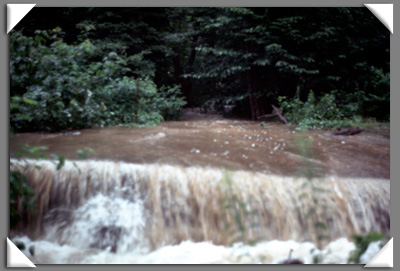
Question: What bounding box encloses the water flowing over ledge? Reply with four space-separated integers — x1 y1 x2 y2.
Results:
10 158 390 264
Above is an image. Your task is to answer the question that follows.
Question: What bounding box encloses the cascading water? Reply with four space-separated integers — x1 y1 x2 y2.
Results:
10 158 389 264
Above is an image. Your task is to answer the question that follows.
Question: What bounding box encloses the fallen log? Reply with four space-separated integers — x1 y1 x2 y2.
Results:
257 105 288 125
330 127 363 136
257 113 278 120
271 105 288 125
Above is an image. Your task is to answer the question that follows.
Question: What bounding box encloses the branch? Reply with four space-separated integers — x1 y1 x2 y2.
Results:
271 105 288 125
257 113 278 120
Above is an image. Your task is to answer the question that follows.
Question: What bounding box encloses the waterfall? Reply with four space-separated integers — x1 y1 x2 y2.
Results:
10 158 390 264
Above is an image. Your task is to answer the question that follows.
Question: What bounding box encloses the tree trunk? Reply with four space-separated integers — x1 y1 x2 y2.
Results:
171 36 198 107
246 71 256 120
171 49 193 106
245 49 259 120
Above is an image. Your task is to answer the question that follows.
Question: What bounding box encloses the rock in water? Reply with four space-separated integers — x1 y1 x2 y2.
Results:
279 249 304 264
29 245 35 256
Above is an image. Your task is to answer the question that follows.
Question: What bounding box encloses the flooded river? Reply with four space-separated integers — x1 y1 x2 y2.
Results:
10 114 390 179
10 112 390 264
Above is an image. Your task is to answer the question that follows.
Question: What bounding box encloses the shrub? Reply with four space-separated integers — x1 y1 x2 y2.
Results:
10 169 36 227
278 90 362 129
348 232 385 264
10 29 186 132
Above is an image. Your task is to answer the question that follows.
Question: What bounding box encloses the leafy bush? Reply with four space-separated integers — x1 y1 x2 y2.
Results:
10 144 50 227
278 90 362 129
359 67 390 121
348 232 385 264
156 85 187 121
10 169 36 227
10 29 186 132
97 78 185 127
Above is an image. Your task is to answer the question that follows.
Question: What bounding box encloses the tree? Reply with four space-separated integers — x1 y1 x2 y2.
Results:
11 7 390 130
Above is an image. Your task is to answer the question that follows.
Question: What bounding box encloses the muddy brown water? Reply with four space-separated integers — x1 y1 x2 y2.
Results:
9 113 390 261
10 114 390 179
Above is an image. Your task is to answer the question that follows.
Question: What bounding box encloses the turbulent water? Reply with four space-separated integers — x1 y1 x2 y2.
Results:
10 114 390 264
10 159 389 264
10 117 390 179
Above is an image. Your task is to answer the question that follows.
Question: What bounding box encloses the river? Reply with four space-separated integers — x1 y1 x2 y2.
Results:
9 111 390 264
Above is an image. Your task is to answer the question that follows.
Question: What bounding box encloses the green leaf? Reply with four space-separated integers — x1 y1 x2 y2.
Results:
76 149 87 159
10 103 19 110
22 97 38 105
84 147 96 155
50 154 65 170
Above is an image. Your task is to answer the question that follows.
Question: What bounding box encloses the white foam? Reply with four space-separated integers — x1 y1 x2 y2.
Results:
10 159 389 264
11 236 381 264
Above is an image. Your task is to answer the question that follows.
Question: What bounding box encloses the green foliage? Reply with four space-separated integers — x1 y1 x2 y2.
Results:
76 147 97 159
312 253 321 264
220 170 254 245
97 79 185 126
294 132 330 248
10 143 48 227
10 169 36 227
10 8 389 129
10 143 97 228
157 85 187 120
279 90 363 129
179 7 389 120
10 29 186 132
13 144 49 160
259 122 269 129
348 232 385 264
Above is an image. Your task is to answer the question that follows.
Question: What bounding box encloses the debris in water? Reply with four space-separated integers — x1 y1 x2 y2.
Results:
330 128 363 136
29 245 35 256
279 249 303 264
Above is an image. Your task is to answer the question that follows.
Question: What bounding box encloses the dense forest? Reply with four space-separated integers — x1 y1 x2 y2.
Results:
10 7 389 133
